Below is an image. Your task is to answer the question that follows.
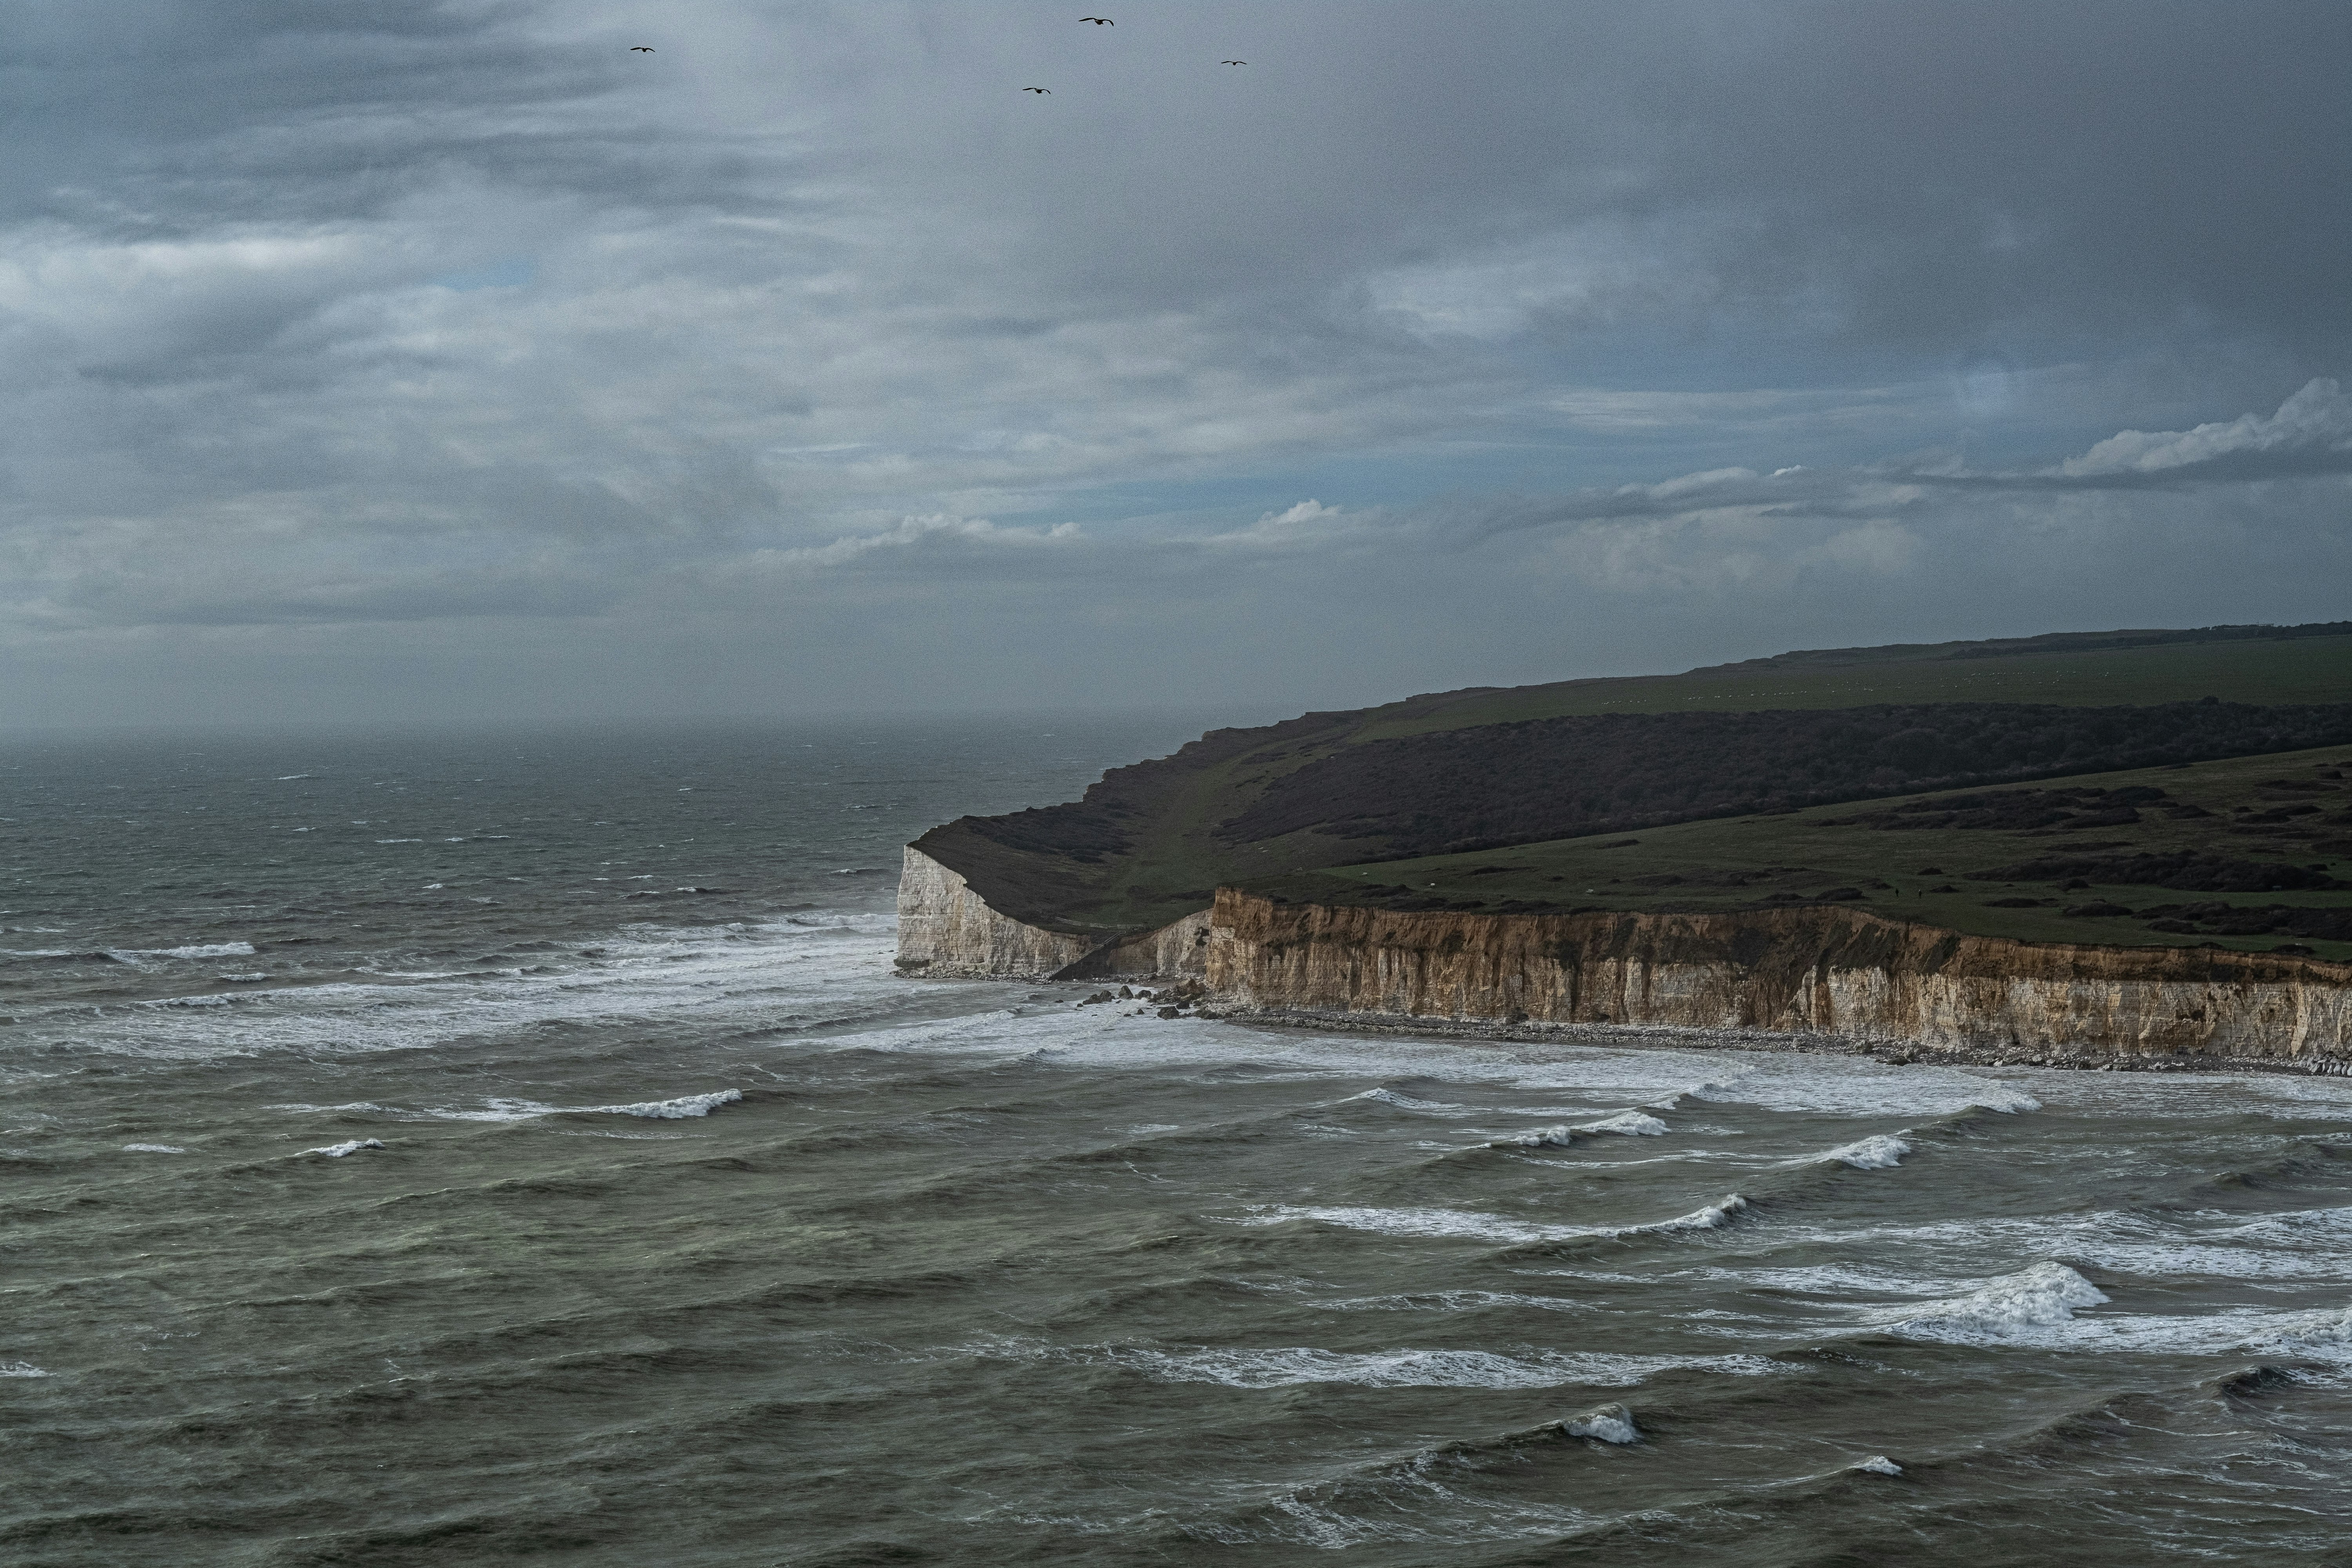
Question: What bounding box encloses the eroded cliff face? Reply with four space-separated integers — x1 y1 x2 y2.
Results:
895 847 1209 982
1206 890 2352 1062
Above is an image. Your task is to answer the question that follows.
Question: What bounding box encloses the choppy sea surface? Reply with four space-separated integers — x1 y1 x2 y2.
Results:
9 717 2352 1567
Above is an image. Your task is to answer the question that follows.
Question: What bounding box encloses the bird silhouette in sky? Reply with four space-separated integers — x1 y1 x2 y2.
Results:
1022 86 1051 94
629 46 653 52
1079 16 1113 24
1221 60 1245 65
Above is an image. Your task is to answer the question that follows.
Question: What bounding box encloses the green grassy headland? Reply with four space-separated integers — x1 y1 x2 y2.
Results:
912 623 2352 944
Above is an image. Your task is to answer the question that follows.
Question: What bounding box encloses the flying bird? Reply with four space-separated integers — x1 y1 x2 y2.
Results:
1022 86 1051 93
1079 16 1113 24
1221 60 1245 65
629 45 654 52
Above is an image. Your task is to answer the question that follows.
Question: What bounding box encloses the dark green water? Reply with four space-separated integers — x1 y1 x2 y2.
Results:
8 719 2352 1566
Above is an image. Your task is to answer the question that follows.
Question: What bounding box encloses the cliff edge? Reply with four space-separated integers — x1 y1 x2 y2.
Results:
895 846 1209 982
1206 890 2352 1063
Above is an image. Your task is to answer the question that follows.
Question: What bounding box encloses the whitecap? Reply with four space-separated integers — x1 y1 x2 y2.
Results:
1881 1261 2108 1345
1233 1195 1745 1246
302 1139 386 1158
123 1143 186 1153
1818 1133 1911 1170
585 1089 742 1119
1854 1455 1903 1476
0 1361 52 1377
1562 1403 1640 1444
1494 1125 1576 1149
1576 1111 1668 1137
956 1337 1781 1391
1352 1087 1463 1113
108 942 257 961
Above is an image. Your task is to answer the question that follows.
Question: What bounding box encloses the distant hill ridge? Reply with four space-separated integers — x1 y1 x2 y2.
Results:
912 619 2352 937
1714 621 2352 671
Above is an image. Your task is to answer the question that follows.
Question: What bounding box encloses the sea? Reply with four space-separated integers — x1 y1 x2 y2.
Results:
8 715 2352 1567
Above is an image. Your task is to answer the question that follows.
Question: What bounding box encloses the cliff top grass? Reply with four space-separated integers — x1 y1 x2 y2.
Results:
1251 743 2352 964
913 622 2352 940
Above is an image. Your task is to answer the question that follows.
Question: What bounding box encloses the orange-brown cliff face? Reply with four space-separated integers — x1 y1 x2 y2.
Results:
1205 890 2352 1062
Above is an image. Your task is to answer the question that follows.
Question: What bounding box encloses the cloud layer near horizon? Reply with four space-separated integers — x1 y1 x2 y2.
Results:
4 1 2348 726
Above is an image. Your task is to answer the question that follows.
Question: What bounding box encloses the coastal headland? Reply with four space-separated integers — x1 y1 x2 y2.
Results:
898 622 2352 1065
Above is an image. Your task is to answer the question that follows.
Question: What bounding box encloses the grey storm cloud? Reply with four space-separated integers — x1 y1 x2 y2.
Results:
2 1 2348 725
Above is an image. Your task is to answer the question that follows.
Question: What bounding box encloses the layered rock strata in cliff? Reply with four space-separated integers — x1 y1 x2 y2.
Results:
895 847 1209 981
1205 890 2352 1062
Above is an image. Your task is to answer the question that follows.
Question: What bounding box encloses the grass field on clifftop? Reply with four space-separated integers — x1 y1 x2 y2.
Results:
1251 744 2352 963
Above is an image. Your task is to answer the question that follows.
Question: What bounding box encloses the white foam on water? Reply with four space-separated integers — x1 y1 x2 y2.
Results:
123 1143 186 1153
1562 1403 1640 1443
274 1090 742 1122
1719 1205 2352 1289
1577 1111 1669 1136
957 1336 1782 1390
588 1089 742 1119
13 915 897 1062
105 942 258 962
302 1139 385 1157
1350 1087 1463 1113
1815 1133 1912 1170
1877 1262 2109 1345
1494 1125 1577 1149
1854 1455 1903 1476
1686 1065 2039 1117
0 1361 52 1377
1232 1195 1746 1246
1312 1289 1589 1314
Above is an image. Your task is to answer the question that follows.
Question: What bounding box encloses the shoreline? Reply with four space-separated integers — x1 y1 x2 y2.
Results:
1203 1004 2352 1076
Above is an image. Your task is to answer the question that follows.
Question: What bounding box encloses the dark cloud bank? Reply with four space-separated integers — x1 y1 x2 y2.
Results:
3 1 2347 727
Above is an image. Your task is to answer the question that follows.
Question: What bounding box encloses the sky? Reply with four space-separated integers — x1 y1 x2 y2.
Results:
4 0 2350 729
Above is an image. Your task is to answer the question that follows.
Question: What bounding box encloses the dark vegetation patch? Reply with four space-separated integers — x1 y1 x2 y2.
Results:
1963 854 2347 893
1831 784 2171 832
1220 702 2352 858
2138 904 2352 942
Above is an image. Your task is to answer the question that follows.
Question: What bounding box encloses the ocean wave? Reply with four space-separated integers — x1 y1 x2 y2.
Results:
100 941 258 962
583 1089 742 1119
1815 1133 1912 1170
0 1361 52 1377
123 1143 186 1153
1350 1087 1465 1113
1492 1112 1667 1148
1232 1195 1746 1247
1879 1262 2110 1344
1310 1289 1589 1314
1494 1125 1577 1149
1577 1111 1669 1137
272 1090 742 1122
1562 1403 1640 1444
955 1336 1782 1390
302 1139 385 1158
